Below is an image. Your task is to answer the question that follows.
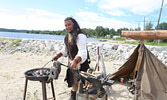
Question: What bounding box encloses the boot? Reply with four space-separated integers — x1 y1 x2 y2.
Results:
69 90 76 100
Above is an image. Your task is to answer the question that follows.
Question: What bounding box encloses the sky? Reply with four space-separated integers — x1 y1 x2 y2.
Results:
0 0 167 31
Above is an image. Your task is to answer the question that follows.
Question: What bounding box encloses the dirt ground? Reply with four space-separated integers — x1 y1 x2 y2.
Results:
0 53 134 100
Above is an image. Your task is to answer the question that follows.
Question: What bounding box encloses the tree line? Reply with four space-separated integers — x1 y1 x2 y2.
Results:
24 22 167 39
1 22 167 39
25 27 129 39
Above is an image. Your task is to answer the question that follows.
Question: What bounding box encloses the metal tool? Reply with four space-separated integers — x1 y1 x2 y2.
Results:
100 52 112 97
41 60 52 69
57 61 68 67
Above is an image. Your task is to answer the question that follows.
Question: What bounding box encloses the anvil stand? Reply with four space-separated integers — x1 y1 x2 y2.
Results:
23 77 56 100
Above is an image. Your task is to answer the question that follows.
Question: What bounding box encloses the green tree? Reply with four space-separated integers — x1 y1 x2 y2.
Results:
104 28 109 37
135 27 141 31
109 28 116 38
156 22 167 30
116 28 129 36
145 21 153 30
82 28 97 37
157 22 167 43
95 26 105 37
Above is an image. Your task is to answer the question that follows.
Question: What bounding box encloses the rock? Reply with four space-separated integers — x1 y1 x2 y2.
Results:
0 38 167 66
112 45 119 50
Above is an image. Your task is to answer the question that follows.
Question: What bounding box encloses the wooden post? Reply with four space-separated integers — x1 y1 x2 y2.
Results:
133 40 144 87
122 30 167 40
135 40 144 72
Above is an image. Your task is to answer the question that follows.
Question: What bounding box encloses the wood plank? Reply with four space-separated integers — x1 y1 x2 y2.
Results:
121 30 167 40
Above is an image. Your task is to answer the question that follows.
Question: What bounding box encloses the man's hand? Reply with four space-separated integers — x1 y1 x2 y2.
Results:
69 60 77 69
69 56 82 69
52 52 62 61
52 56 58 61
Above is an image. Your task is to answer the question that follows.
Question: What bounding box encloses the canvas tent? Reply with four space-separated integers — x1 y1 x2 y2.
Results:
109 30 167 100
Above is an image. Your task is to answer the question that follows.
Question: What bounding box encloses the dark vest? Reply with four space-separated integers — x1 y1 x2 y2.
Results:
64 33 90 71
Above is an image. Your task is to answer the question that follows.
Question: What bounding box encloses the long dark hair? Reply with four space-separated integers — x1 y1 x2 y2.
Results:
64 17 84 44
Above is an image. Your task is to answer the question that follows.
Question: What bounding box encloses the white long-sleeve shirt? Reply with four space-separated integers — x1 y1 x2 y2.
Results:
60 33 87 64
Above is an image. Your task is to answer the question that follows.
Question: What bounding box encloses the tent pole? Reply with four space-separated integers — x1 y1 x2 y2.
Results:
137 40 144 71
133 40 144 81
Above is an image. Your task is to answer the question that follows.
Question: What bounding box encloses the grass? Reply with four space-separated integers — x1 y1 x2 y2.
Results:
33 90 39 99
113 37 126 41
17 57 21 60
144 41 167 46
27 91 31 99
26 90 39 100
124 41 139 45
9 38 22 47
0 38 6 42
114 39 167 46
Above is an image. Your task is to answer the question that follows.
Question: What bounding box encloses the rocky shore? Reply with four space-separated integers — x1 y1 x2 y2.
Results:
0 38 167 65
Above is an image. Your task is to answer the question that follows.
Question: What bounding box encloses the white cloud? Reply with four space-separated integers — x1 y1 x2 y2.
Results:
0 8 66 30
98 0 166 15
85 0 98 3
75 11 135 30
106 10 126 16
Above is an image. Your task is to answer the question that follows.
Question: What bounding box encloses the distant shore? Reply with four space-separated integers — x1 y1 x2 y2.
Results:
0 32 99 42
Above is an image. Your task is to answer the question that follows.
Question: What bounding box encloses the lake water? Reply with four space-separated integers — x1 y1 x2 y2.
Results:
0 32 99 42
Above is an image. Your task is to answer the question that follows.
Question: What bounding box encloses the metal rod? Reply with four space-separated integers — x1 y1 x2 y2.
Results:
41 60 52 69
51 81 56 100
56 61 68 67
60 63 68 67
100 52 111 97
42 81 47 100
23 78 28 100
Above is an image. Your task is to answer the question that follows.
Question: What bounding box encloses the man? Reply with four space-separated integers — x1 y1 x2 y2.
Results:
52 17 90 100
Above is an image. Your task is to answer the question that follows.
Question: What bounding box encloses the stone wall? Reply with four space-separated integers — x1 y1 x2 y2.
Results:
0 38 167 65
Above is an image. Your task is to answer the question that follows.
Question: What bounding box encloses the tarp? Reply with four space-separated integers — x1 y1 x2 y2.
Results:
135 45 167 100
110 44 167 100
109 44 140 79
